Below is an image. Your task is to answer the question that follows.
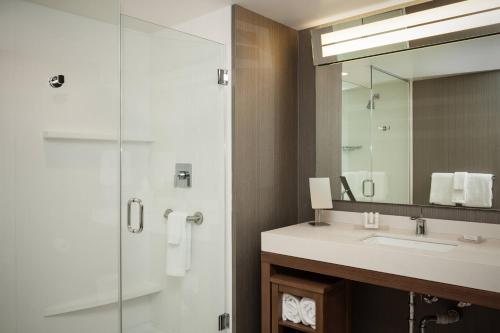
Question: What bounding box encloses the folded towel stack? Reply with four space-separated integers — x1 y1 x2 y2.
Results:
430 172 493 208
282 293 316 329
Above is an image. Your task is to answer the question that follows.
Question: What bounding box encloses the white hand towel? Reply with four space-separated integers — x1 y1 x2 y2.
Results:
166 211 191 277
299 297 316 329
452 172 468 204
453 172 467 190
282 293 301 324
429 173 454 206
464 173 493 208
167 211 184 245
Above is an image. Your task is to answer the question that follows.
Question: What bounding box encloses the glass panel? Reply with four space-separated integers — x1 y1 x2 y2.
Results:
370 67 411 204
341 69 373 202
121 16 226 333
0 1 120 332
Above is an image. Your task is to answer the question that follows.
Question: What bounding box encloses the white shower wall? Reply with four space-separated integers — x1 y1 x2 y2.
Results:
0 1 229 333
0 1 121 332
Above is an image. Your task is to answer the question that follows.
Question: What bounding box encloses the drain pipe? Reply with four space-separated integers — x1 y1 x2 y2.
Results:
409 292 415 333
419 309 461 333
419 315 437 333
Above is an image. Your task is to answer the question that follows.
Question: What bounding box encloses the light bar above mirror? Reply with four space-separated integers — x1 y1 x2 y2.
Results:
312 0 500 65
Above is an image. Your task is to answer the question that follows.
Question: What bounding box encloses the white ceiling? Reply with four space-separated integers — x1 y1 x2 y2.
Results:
27 0 419 30
121 0 418 30
235 0 416 29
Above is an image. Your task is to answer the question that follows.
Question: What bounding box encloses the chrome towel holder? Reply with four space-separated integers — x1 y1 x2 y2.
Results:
164 209 203 225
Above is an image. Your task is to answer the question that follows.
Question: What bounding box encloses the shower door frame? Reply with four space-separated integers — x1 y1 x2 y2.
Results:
119 14 229 333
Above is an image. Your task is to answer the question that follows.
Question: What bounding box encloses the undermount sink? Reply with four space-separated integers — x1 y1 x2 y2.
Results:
363 235 457 252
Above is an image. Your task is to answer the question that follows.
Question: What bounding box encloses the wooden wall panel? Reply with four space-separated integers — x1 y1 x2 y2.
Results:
298 29 316 222
232 5 298 333
413 71 500 209
315 64 342 202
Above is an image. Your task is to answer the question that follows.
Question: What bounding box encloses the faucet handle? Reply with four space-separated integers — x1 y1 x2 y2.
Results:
411 216 426 235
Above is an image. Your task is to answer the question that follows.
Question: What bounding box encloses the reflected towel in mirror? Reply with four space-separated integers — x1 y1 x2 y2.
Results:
430 173 454 206
452 172 468 204
464 173 493 208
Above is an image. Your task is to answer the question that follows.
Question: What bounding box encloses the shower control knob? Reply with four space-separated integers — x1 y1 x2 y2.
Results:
378 125 391 131
49 75 65 88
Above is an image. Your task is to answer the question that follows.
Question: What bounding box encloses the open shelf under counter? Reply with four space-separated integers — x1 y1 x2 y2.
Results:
43 130 155 143
279 320 316 333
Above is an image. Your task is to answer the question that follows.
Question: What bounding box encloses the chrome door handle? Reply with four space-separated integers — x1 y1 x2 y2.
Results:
362 179 375 198
127 198 144 233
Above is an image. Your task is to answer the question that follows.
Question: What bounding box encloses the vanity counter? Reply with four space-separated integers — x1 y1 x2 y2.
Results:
261 211 500 328
262 220 500 294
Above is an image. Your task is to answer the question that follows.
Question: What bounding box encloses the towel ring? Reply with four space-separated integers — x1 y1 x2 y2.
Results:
164 209 203 225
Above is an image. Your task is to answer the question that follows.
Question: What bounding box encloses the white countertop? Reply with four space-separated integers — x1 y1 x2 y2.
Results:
261 211 500 293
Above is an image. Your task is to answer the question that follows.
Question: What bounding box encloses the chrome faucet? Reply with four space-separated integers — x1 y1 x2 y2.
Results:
411 216 426 236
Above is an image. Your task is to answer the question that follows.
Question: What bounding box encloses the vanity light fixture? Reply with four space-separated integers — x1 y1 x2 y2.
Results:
341 72 349 76
321 0 500 57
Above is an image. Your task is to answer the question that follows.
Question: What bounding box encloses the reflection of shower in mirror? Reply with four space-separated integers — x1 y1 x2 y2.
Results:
366 93 380 109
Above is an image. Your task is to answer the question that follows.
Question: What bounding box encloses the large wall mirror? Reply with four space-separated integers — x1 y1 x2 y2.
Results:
316 33 500 210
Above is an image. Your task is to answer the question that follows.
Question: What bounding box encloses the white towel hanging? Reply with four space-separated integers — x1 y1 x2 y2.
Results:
166 211 191 277
429 173 454 206
463 173 493 208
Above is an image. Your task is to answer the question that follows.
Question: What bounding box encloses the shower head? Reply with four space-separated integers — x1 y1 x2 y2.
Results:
366 93 380 110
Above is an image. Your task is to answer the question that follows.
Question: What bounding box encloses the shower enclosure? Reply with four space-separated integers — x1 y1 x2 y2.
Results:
0 1 228 332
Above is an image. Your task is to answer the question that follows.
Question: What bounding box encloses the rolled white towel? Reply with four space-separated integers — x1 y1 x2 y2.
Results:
299 297 316 329
282 293 301 324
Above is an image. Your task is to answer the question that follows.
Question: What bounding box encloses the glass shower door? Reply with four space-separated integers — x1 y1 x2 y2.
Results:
120 16 227 333
341 78 373 202
370 67 410 204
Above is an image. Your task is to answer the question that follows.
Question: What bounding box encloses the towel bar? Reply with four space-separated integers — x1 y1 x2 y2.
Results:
429 174 495 180
163 209 203 225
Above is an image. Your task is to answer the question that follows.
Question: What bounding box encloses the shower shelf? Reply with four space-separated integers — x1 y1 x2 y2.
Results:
43 130 154 143
342 145 362 152
44 281 162 317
